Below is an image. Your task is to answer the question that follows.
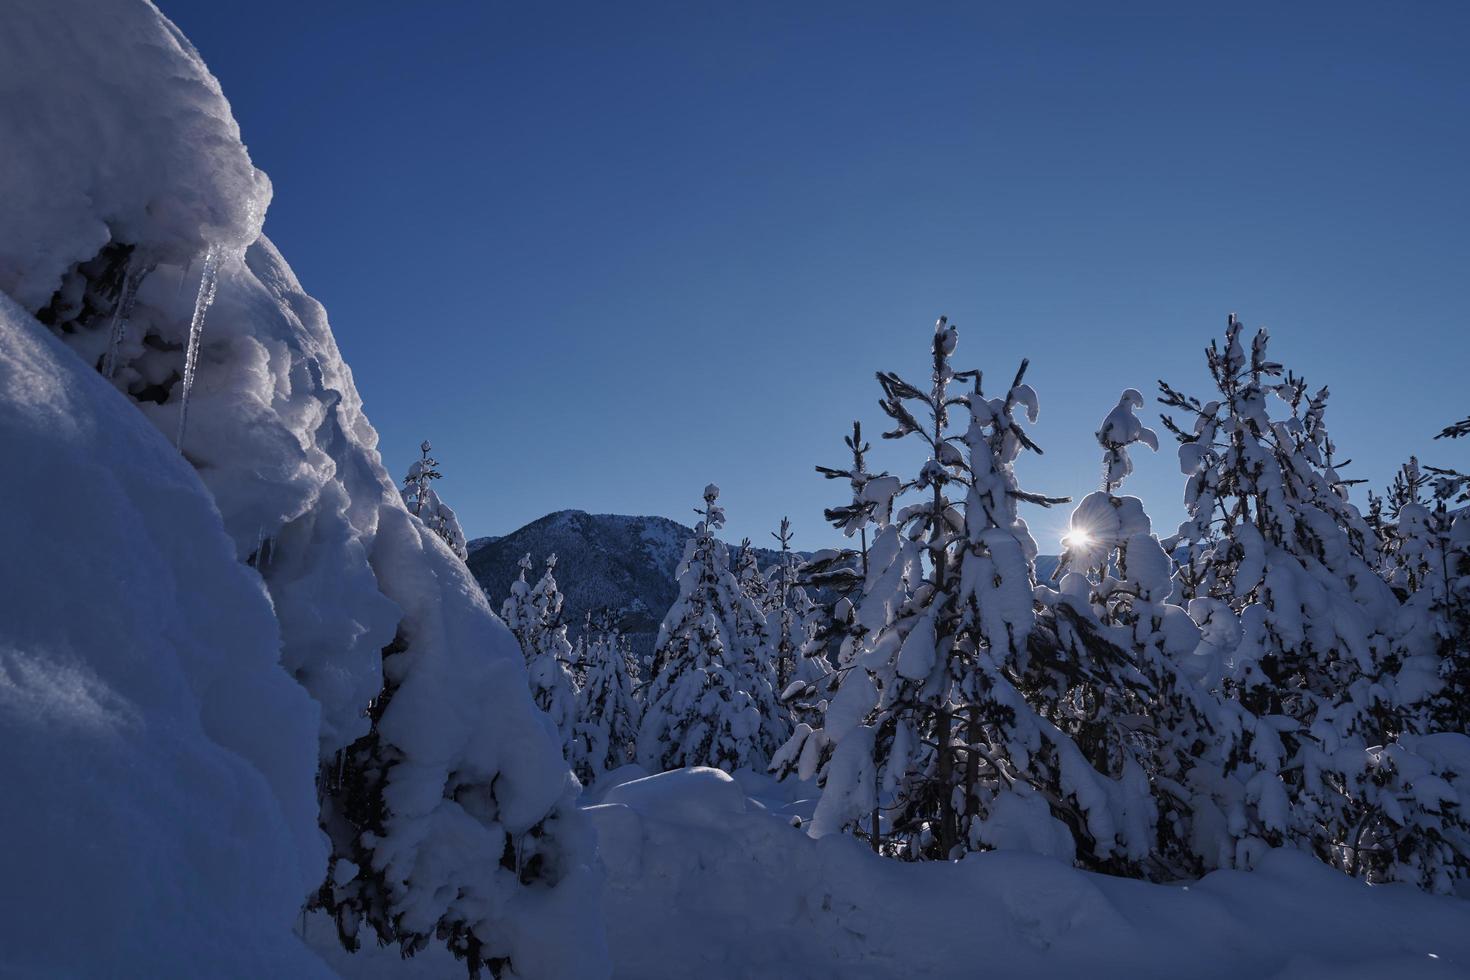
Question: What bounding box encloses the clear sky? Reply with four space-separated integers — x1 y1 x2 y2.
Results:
161 1 1469 550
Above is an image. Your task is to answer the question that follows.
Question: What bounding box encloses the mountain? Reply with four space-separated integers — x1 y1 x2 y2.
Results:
468 510 793 657
468 509 1060 658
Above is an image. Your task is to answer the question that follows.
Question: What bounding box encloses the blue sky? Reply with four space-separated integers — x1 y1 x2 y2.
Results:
163 1 1469 550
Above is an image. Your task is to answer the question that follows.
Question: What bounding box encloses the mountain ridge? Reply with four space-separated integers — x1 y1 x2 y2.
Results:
467 508 1060 659
466 509 795 658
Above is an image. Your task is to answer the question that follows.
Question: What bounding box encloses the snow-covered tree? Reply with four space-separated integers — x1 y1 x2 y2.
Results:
496 553 579 758
524 555 580 757
1156 314 1466 885
1051 389 1222 877
572 610 642 784
771 426 898 846
766 518 825 697
501 553 536 644
400 440 468 560
1422 421 1470 734
636 485 763 771
734 539 770 612
1372 458 1463 731
728 538 789 759
808 318 1175 867
314 522 600 976
1343 435 1470 892
800 421 901 689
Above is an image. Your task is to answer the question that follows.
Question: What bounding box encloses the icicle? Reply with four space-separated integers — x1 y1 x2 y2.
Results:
175 243 224 451
102 260 149 380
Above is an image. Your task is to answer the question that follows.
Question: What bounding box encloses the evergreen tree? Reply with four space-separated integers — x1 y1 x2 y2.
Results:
1372 458 1463 731
1156 314 1460 882
809 318 1168 866
636 485 765 772
802 420 903 680
314 516 595 978
734 539 770 612
770 430 898 843
729 538 789 761
1053 389 1221 877
400 440 468 560
525 555 580 758
501 553 536 644
767 518 826 698
572 609 643 784
1346 433 1470 892
1424 420 1470 733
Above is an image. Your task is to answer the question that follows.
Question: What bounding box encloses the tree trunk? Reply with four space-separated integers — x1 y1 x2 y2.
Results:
935 706 955 857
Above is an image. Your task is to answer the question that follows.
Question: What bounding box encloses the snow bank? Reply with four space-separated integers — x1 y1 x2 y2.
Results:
587 770 1470 980
0 294 328 977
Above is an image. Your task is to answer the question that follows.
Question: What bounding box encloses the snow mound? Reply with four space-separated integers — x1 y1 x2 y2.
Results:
602 767 751 826
0 293 328 977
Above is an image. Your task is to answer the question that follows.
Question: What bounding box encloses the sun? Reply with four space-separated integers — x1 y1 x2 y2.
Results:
1060 529 1092 551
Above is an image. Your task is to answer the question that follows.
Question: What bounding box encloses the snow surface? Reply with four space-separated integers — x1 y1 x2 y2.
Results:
588 770 1469 980
313 767 1470 979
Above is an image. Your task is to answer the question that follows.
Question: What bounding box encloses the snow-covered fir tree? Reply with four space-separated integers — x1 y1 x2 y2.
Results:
496 552 579 757
1372 458 1464 732
572 609 643 784
1158 315 1468 888
400 440 468 560
801 421 903 679
772 423 899 807
525 555 580 757
636 485 767 772
1423 420 1470 733
729 538 789 760
1051 389 1224 877
1346 432 1470 892
501 553 536 644
766 517 826 698
734 539 770 613
809 317 1183 868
